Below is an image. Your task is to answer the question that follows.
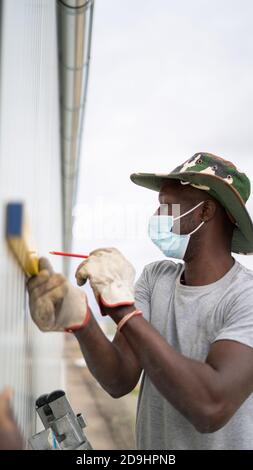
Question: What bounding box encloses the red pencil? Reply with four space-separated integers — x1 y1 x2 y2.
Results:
49 251 89 259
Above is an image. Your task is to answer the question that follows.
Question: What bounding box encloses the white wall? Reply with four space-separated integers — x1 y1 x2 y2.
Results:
0 0 64 440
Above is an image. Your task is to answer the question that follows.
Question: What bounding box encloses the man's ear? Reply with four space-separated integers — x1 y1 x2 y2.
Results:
201 199 217 222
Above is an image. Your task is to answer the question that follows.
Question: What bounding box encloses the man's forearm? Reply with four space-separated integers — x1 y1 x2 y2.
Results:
109 307 224 432
74 311 132 397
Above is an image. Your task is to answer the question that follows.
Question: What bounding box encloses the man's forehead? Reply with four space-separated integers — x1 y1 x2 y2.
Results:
159 180 184 202
159 193 181 204
159 179 209 204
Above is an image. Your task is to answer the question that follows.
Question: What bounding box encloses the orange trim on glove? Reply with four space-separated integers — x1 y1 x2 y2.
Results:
98 295 135 314
65 306 91 333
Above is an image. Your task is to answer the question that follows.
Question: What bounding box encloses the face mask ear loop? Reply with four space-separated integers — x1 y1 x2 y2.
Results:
188 220 205 236
173 200 205 221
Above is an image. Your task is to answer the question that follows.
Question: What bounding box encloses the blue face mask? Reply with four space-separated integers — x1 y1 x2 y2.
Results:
148 201 205 260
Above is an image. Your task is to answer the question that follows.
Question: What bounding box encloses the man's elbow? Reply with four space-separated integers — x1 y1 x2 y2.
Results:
109 389 128 399
108 383 136 399
192 401 231 434
103 383 136 398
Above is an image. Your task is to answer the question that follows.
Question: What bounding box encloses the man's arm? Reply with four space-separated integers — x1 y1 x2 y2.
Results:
74 308 142 398
74 247 253 432
27 258 142 399
108 306 253 433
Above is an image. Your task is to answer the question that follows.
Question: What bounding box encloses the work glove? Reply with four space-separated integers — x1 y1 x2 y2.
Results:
75 247 135 312
27 258 90 332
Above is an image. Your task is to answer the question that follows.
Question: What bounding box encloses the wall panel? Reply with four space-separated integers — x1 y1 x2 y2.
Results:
0 0 64 440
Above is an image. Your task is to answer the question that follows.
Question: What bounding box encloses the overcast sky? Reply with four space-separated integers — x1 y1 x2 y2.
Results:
70 0 253 314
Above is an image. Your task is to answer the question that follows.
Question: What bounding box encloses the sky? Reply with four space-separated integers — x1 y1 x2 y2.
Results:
70 0 253 314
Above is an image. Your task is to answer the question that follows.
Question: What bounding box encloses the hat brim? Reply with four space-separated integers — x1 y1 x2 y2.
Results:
130 171 253 255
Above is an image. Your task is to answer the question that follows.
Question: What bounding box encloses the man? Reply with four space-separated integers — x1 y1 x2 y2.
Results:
27 152 253 450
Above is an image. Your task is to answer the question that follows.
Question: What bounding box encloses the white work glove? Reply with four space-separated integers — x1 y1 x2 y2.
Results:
27 258 90 332
75 247 135 312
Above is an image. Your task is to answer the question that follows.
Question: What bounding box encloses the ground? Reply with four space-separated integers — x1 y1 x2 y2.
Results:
64 334 138 450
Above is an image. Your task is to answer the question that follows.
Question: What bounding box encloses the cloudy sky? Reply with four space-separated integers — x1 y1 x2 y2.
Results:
70 0 253 313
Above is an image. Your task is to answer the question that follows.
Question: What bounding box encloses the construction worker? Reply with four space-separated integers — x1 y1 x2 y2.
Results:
27 153 253 450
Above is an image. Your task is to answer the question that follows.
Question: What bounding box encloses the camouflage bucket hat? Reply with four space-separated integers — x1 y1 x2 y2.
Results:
130 152 253 255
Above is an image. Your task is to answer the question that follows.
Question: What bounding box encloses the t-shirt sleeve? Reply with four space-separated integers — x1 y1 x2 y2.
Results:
214 292 253 349
134 266 151 322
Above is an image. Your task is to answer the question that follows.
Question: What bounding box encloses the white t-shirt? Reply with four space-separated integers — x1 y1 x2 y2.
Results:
135 259 253 450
